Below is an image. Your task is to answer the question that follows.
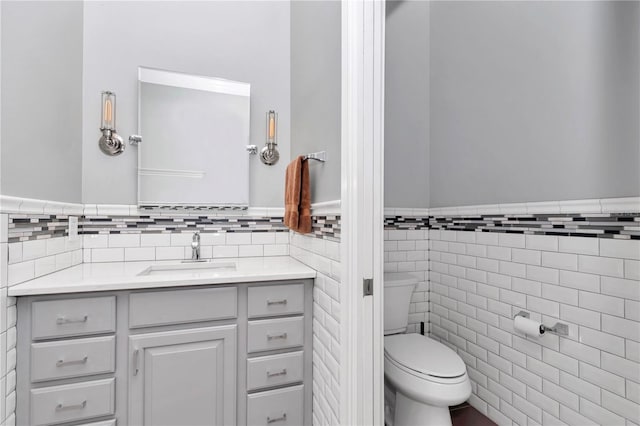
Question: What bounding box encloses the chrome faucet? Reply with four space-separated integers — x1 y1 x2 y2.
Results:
191 232 201 261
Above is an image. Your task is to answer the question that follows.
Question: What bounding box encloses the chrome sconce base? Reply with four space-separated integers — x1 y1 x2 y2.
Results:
99 129 125 156
260 145 280 166
260 110 279 165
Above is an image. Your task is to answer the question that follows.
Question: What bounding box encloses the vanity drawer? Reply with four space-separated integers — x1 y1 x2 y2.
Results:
248 284 304 318
129 286 237 328
30 378 115 426
248 317 304 353
32 297 116 340
247 384 303 426
31 336 115 382
247 351 304 391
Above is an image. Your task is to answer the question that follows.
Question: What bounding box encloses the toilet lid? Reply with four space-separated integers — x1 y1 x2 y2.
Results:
384 334 466 378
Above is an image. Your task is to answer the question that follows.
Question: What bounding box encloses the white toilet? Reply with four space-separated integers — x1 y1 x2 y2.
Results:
384 273 471 426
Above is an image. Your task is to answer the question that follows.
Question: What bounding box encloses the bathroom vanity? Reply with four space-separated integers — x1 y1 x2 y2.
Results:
10 258 315 426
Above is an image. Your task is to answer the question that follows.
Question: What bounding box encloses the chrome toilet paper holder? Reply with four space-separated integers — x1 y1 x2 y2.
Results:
515 311 569 336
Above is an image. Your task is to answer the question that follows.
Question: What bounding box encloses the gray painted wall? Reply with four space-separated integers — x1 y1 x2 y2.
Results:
82 1 290 206
429 1 640 207
1 1 83 203
384 0 429 208
290 1 341 204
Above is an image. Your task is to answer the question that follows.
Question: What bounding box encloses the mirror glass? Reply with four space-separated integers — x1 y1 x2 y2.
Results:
137 67 251 208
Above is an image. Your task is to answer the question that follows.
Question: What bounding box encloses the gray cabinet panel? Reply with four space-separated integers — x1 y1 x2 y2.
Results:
128 325 236 426
247 385 304 426
30 378 115 426
248 284 304 318
248 317 304 353
32 297 116 340
31 336 115 382
129 287 237 328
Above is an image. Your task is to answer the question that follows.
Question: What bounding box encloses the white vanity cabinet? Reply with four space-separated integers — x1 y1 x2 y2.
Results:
16 279 313 426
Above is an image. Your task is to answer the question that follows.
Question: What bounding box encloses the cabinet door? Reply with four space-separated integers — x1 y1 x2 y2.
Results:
128 325 236 426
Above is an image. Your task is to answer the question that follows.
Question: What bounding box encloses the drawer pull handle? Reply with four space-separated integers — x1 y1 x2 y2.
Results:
56 315 88 325
266 368 287 378
56 356 88 367
267 413 287 424
267 332 288 341
267 299 288 306
56 400 87 411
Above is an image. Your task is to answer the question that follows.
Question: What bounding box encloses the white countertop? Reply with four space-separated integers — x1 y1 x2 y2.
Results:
8 257 316 296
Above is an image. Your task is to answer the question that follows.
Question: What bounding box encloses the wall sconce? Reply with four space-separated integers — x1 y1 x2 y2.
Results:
99 91 125 156
260 110 279 165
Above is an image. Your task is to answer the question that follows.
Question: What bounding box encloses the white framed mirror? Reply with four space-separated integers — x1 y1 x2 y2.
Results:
137 67 251 208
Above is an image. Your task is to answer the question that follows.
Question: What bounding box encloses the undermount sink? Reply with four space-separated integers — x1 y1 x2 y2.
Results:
138 260 237 276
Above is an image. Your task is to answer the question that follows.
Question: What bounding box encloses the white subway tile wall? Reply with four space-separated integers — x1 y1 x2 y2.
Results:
384 229 429 332
289 231 341 426
428 229 640 426
81 231 289 265
7 236 82 286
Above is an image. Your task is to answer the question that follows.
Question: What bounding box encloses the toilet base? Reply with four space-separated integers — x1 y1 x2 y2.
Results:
394 391 452 426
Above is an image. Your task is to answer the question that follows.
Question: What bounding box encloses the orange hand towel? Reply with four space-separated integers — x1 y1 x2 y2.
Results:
284 156 312 234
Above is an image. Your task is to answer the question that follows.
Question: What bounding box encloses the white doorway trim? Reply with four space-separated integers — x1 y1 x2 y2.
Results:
340 0 385 424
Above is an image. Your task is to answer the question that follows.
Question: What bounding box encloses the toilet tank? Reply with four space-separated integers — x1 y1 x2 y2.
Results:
384 273 418 335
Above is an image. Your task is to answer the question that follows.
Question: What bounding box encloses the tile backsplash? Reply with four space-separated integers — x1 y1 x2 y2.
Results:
5 212 342 285
7 215 82 286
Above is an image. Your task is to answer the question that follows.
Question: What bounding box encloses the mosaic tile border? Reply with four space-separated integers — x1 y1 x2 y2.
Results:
8 215 70 242
385 213 640 239
384 216 429 230
138 205 248 211
80 215 288 235
9 214 342 243
310 215 341 242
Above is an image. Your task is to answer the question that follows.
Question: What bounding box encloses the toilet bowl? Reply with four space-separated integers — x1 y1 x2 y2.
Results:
384 273 471 426
384 333 471 426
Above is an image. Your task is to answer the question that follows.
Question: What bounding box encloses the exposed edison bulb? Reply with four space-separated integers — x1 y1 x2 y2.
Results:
101 91 116 131
269 115 275 139
267 110 277 144
104 99 112 123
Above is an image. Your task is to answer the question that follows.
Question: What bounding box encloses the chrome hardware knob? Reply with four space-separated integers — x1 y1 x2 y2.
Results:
267 332 288 340
56 315 89 325
267 413 287 424
56 356 88 367
266 368 287 378
56 400 87 411
266 299 287 306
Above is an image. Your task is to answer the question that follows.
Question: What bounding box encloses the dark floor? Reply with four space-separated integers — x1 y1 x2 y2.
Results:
450 403 497 426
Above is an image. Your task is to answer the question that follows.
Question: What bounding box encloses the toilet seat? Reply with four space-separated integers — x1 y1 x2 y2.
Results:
384 346 471 408
384 334 466 380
